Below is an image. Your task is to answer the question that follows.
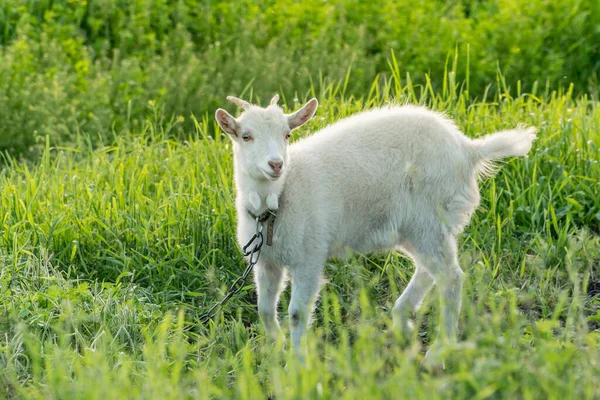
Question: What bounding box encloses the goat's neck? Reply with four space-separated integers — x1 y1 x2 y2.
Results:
234 167 285 216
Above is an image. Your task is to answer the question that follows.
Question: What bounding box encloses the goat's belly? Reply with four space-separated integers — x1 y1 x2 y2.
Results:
328 228 400 259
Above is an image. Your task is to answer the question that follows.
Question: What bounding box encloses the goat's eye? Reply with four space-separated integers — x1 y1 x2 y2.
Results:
242 134 253 142
285 133 291 140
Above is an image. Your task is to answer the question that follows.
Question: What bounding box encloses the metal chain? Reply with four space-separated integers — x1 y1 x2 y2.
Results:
198 220 264 325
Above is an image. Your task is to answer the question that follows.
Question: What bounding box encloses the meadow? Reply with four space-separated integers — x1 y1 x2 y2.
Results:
1 0 600 398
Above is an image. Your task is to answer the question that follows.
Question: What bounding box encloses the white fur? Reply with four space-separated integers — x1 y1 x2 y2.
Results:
215 98 536 365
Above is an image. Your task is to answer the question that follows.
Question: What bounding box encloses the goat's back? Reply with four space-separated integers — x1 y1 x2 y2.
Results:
277 106 479 256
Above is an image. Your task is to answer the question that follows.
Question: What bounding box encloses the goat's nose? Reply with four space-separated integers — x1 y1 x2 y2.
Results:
268 160 283 174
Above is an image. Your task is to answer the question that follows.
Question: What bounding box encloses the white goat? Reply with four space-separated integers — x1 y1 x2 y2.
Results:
215 95 536 366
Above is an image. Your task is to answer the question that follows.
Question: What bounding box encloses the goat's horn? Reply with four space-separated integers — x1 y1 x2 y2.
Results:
226 96 251 110
270 94 280 106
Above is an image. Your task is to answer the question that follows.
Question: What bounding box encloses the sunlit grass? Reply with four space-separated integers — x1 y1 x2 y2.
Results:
1 67 599 398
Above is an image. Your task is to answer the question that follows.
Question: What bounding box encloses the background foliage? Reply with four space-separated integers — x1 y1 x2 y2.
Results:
0 0 599 398
0 0 599 155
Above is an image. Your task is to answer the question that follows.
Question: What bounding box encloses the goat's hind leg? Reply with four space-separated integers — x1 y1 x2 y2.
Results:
392 266 434 339
413 231 465 367
255 262 286 340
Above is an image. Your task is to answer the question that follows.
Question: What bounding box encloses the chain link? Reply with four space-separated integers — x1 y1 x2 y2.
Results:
198 221 264 325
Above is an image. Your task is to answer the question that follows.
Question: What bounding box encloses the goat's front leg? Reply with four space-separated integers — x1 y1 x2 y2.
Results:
288 267 323 365
255 262 286 340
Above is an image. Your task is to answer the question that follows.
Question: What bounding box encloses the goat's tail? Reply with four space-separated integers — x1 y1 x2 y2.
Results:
469 126 537 177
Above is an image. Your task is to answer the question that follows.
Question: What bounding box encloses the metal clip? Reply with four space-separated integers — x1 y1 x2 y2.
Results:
242 217 264 256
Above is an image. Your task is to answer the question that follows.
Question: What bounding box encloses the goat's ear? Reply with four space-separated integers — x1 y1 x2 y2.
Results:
215 108 240 138
287 98 318 130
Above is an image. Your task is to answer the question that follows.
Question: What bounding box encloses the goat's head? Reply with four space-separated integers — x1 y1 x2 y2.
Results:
215 95 318 181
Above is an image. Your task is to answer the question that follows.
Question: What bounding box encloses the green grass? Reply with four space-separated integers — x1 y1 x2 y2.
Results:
1 66 599 398
0 0 599 397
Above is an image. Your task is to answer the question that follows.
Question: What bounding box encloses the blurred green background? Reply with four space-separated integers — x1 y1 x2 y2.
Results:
1 2 600 397
1 0 598 156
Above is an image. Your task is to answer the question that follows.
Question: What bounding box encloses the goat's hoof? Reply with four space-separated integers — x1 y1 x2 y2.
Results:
392 318 415 344
265 331 286 347
283 355 307 374
421 344 446 372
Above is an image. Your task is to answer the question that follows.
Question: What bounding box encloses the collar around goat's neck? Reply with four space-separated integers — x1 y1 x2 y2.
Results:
246 208 277 246
247 208 277 222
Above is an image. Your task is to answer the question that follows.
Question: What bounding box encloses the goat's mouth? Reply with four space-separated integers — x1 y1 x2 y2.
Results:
261 169 282 180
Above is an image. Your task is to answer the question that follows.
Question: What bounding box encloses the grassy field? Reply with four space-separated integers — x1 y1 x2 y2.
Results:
1 0 600 399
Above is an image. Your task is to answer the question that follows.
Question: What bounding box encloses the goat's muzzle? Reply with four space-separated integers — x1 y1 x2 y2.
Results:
268 160 283 175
